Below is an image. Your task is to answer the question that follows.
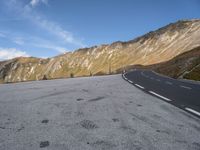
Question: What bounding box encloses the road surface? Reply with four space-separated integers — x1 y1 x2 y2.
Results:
123 70 200 118
0 75 200 150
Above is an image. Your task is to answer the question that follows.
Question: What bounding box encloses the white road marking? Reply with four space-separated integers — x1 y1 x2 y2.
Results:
156 79 161 82
180 85 192 90
135 84 144 89
123 74 128 80
165 81 172 85
150 77 154 80
128 80 133 83
185 108 200 116
149 91 172 102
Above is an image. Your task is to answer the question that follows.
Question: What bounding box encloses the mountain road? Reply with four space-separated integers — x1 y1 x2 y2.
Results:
123 70 200 118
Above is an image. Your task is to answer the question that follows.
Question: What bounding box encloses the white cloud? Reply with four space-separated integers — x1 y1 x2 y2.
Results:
0 48 29 60
30 0 48 7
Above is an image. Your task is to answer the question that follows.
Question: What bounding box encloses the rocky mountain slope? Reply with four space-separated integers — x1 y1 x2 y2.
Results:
152 46 200 81
123 46 200 81
0 19 200 83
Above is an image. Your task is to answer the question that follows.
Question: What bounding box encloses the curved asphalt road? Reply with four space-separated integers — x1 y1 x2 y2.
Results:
123 69 200 118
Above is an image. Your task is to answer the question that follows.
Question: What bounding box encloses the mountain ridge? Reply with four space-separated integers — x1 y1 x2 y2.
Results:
0 19 200 83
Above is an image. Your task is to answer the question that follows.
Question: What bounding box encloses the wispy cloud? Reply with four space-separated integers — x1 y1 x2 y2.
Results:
0 32 6 38
0 31 68 54
34 44 68 53
1 0 86 59
14 0 85 47
30 41 68 53
26 35 69 53
13 37 25 45
0 48 29 60
0 18 23 22
30 16 85 47
30 0 48 7
0 31 25 46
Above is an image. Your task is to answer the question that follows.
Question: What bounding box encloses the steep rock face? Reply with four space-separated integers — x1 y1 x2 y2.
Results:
0 19 200 83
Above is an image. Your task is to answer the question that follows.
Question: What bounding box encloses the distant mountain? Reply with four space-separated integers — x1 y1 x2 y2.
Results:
0 19 200 83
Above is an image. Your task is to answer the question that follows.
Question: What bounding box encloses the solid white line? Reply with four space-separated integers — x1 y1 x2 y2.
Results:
128 80 133 83
185 108 200 116
123 74 129 80
123 74 127 80
156 79 161 82
149 91 172 102
150 77 154 80
165 81 172 85
180 85 192 90
135 84 144 89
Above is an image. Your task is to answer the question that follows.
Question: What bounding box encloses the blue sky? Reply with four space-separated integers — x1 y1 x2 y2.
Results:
0 0 200 60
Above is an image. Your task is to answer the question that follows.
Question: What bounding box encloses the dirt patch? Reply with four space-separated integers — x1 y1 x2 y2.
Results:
82 89 89 92
77 98 84 101
88 97 105 102
33 91 67 101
